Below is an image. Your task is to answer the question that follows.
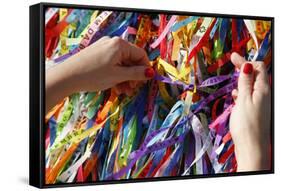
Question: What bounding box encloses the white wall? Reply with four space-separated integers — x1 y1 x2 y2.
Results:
0 0 279 190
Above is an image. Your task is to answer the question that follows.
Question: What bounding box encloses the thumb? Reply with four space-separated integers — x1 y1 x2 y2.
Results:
238 62 254 99
115 66 155 82
231 52 245 69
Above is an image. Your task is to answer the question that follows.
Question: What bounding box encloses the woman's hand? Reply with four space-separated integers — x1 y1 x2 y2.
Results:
229 52 271 171
46 36 154 112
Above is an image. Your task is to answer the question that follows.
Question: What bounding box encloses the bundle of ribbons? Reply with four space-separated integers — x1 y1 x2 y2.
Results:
44 8 272 183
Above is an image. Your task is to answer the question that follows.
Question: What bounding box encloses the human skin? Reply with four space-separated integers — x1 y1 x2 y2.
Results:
46 37 271 172
46 36 154 113
230 52 271 171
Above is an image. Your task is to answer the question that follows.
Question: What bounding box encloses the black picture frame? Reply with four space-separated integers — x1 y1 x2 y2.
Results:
29 2 274 188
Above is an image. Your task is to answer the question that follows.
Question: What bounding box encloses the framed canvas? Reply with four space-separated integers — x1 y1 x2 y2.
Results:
29 2 274 188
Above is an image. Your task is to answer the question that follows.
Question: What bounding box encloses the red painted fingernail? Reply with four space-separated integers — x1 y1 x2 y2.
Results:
243 63 253 75
144 67 155 78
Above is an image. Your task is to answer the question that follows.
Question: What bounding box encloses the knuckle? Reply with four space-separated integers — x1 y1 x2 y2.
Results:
111 37 124 47
256 61 266 70
257 61 265 66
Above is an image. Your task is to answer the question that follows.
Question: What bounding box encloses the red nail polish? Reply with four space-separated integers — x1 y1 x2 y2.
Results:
145 67 155 78
243 63 253 74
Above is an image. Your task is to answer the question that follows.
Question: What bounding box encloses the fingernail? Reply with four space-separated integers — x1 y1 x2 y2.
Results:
144 67 155 78
243 63 253 75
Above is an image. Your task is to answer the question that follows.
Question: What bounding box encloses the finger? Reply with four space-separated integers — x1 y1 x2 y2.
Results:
252 61 270 88
98 36 111 42
111 37 150 66
231 52 269 83
113 86 122 95
231 52 255 99
237 62 254 100
231 89 238 103
230 52 246 70
118 82 134 96
116 82 130 95
115 66 155 82
129 81 138 88
252 61 271 104
125 88 134 96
